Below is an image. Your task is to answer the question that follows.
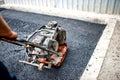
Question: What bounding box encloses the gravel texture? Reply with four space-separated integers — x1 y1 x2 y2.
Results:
0 9 105 80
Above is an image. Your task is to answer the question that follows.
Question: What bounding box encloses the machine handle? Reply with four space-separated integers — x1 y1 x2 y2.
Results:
0 37 57 54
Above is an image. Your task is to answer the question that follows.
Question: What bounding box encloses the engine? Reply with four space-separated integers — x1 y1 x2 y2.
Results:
19 21 67 70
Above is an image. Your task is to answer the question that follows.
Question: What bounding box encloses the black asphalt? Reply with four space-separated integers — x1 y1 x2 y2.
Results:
0 9 105 80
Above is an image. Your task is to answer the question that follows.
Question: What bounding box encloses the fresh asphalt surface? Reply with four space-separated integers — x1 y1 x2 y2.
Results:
0 9 105 80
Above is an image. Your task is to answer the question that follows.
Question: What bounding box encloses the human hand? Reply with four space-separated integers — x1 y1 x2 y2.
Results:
0 16 18 40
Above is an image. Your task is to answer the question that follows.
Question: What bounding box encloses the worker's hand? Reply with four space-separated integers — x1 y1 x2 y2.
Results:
0 31 18 42
2 31 18 39
0 16 18 40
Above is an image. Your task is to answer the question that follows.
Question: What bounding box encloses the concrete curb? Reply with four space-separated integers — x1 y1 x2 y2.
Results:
80 19 117 80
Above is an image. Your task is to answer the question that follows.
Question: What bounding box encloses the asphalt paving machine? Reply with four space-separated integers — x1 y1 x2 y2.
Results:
0 21 68 70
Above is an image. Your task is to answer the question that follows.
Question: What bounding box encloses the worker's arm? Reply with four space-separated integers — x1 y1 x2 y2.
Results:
0 16 17 80
0 16 18 39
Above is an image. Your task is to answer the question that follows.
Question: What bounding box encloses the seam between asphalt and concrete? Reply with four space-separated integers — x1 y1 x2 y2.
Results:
0 4 120 80
97 20 120 80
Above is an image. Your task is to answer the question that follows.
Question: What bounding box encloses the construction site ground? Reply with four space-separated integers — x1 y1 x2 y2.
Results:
0 9 105 80
1 8 120 80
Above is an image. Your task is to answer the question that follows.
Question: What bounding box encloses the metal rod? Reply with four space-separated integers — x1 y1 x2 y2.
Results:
0 37 58 54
